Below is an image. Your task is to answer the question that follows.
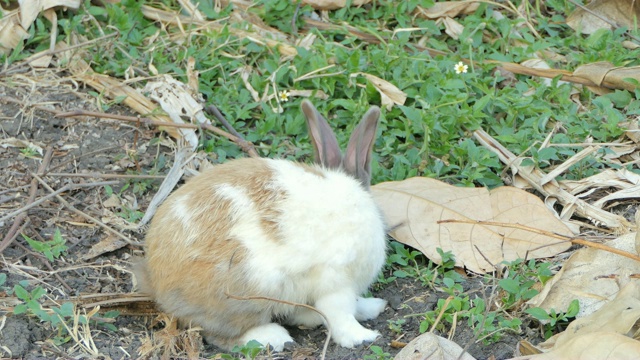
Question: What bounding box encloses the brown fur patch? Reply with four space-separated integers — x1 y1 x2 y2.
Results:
142 158 289 348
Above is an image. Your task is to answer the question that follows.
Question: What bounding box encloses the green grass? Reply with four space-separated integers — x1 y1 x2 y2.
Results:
5 0 639 357
9 0 638 188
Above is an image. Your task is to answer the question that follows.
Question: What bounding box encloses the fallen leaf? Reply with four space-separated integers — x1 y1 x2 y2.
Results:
538 282 640 350
301 0 370 10
566 0 640 34
371 177 572 273
353 72 407 110
82 234 129 260
573 61 640 93
20 0 80 29
0 137 44 155
524 332 640 360
528 232 640 318
414 1 480 19
437 17 464 40
394 332 476 360
0 9 29 54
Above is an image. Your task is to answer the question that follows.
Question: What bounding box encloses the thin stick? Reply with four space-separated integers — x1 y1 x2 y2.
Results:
225 293 330 360
437 219 640 262
0 147 54 253
204 105 260 158
429 296 453 333
57 109 260 158
0 181 119 225
47 173 164 180
29 173 139 246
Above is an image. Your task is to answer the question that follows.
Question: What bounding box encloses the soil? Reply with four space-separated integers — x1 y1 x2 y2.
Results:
0 82 532 359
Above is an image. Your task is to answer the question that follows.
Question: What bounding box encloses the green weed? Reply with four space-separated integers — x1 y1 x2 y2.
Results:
22 229 67 262
527 299 580 339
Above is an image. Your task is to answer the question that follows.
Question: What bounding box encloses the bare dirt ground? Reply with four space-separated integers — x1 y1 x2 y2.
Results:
0 82 530 359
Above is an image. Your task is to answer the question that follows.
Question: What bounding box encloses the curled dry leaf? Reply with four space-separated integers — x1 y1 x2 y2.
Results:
523 332 640 360
353 72 407 110
0 137 44 155
538 282 640 351
436 16 464 40
301 0 370 11
82 234 129 260
573 61 640 94
20 0 81 28
566 0 640 34
414 1 480 19
0 0 80 54
371 177 572 273
0 9 29 54
528 232 640 319
394 332 476 360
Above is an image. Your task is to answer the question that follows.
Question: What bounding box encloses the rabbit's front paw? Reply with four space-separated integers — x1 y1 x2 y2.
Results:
240 323 294 351
355 297 387 321
332 322 380 348
288 308 324 327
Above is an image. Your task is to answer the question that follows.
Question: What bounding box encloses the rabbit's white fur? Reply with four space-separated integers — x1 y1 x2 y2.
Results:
139 101 386 351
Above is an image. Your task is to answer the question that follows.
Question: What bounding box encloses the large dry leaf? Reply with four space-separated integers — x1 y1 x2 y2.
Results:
394 332 476 360
528 232 640 318
538 282 640 350
522 332 640 360
371 178 572 273
573 61 640 93
566 0 640 34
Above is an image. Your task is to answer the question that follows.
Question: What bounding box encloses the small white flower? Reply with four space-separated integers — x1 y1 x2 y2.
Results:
454 61 468 74
278 90 290 102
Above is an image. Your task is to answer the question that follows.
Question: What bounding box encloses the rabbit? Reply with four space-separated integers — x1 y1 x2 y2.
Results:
137 100 387 351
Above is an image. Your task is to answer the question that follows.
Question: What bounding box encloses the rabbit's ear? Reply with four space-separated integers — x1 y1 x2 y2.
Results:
301 100 342 169
344 106 380 187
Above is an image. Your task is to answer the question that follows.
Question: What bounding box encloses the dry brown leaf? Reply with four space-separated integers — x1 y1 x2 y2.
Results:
528 232 640 319
353 73 407 110
301 0 370 11
414 1 480 19
394 332 476 360
523 332 640 360
566 0 640 34
573 61 640 94
539 282 640 350
437 16 464 40
0 137 44 155
82 234 129 260
371 177 572 273
0 9 29 54
20 0 80 28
